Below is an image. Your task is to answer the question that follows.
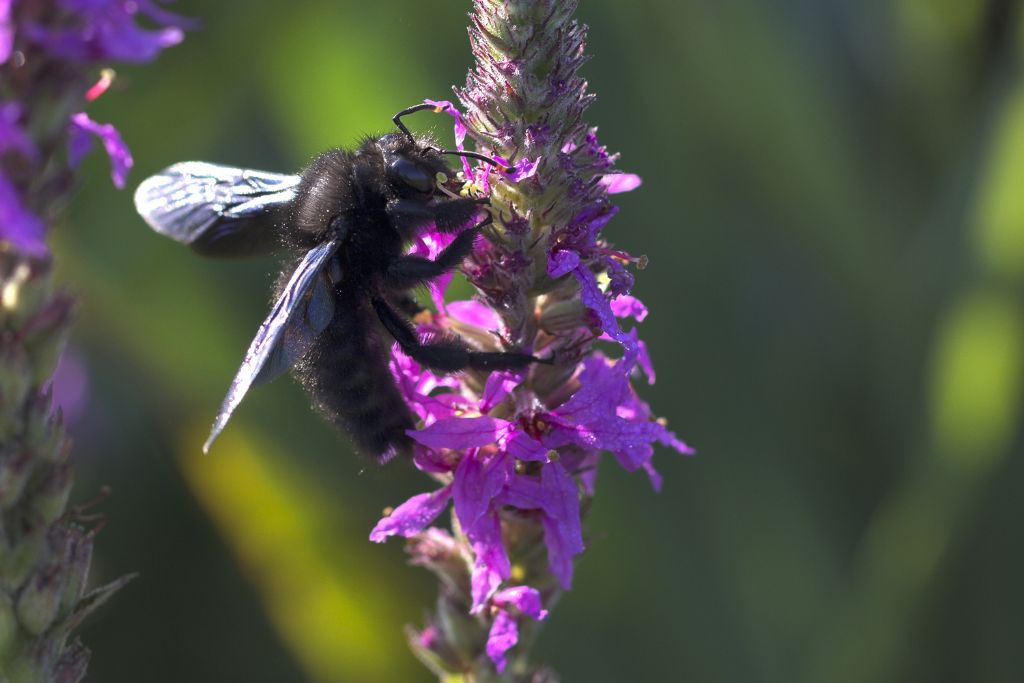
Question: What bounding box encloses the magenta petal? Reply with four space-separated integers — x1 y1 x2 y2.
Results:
539 463 584 588
643 461 664 493
573 265 633 351
485 610 518 674
547 249 580 278
499 473 547 511
504 430 549 462
453 450 509 531
68 113 133 188
599 173 642 194
447 299 501 331
409 416 512 450
610 295 648 322
467 511 510 611
502 156 540 182
424 99 471 174
542 515 575 589
494 586 548 620
635 334 656 385
479 370 521 412
369 485 452 542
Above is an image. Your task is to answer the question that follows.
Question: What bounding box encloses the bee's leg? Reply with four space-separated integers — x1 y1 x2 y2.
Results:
387 197 488 234
372 297 541 372
391 293 425 317
384 223 484 290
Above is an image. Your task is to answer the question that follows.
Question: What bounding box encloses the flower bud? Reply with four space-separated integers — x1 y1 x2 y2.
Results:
538 298 586 334
437 589 487 656
30 461 73 527
16 566 65 636
54 641 90 683
405 623 458 678
0 349 32 434
1 523 45 587
23 296 73 385
407 528 471 597
0 449 34 510
56 527 94 614
23 395 66 465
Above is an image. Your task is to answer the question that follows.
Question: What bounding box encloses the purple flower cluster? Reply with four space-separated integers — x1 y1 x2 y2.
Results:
0 0 191 257
367 3 694 676
371 101 691 672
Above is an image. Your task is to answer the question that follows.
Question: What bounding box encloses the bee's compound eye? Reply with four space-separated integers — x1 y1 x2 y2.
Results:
388 156 433 193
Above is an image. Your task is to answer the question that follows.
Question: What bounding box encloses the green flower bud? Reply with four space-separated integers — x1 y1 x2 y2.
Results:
30 461 72 527
16 567 65 636
0 449 34 510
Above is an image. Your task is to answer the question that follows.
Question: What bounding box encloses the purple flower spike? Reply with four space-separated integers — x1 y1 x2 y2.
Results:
382 3 691 679
0 2 190 679
69 112 133 188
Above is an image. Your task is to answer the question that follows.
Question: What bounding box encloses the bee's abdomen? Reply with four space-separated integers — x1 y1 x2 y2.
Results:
295 288 414 460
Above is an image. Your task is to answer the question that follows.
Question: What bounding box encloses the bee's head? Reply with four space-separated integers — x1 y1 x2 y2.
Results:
376 133 449 195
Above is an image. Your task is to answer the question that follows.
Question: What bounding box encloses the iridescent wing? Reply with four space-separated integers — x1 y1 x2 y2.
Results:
252 267 334 386
134 161 300 257
203 239 340 452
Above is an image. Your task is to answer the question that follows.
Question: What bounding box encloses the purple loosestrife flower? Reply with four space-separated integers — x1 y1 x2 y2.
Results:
372 1 691 679
0 2 188 680
25 0 193 64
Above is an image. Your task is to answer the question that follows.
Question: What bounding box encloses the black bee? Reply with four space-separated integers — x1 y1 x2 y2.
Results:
135 104 543 459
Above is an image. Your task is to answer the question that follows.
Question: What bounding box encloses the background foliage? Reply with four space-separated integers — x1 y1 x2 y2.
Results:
56 1 1023 681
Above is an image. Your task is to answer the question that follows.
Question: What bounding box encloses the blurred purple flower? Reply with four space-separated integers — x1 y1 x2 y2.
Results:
0 0 13 65
26 0 193 64
0 104 38 160
52 348 90 424
0 171 46 256
69 112 133 188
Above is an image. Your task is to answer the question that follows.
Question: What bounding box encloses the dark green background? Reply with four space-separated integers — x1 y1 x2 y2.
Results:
59 1 1024 681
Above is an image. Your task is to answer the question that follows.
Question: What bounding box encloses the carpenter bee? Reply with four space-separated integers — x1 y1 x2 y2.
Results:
134 104 544 459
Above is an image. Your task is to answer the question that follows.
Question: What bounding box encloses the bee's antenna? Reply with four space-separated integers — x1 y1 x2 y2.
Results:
392 103 439 140
392 104 514 174
436 148 514 174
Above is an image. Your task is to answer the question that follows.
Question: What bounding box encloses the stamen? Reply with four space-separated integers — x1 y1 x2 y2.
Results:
85 68 116 102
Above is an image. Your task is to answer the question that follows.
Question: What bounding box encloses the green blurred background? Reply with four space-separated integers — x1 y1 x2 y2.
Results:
55 1 1024 681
